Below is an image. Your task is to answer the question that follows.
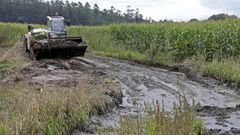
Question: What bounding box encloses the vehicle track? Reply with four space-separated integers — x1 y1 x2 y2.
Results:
71 54 240 134
3 48 239 134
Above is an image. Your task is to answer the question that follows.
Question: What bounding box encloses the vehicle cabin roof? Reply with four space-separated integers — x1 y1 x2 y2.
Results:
47 16 64 21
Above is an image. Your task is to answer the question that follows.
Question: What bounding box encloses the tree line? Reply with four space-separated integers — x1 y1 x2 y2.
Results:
0 0 147 25
189 13 238 22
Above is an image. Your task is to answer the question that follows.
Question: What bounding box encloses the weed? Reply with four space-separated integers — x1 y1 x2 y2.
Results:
0 82 102 135
118 100 203 135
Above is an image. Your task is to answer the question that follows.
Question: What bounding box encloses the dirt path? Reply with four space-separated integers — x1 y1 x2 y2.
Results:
72 54 240 134
1 46 240 134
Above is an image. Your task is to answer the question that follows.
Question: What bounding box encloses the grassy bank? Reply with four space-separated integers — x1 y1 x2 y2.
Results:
69 19 240 85
200 59 240 85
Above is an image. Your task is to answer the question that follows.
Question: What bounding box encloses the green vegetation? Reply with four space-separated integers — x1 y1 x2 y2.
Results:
0 82 108 135
0 57 27 72
200 59 240 84
0 23 27 47
0 20 240 134
0 82 203 135
70 19 240 63
1 20 240 84
0 23 44 47
208 13 238 21
0 59 18 71
69 19 240 85
119 100 203 135
0 23 42 72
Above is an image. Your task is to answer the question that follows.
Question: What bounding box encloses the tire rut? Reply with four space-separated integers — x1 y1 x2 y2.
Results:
76 54 240 134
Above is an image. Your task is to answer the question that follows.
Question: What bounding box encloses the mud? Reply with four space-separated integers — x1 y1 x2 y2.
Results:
1 47 240 134
0 50 122 134
72 54 240 134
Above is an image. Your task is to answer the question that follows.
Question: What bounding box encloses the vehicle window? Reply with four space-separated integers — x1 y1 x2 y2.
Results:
52 20 66 32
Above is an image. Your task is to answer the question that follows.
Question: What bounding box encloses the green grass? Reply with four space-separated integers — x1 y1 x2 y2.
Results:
200 59 240 85
0 56 27 72
0 59 17 71
0 82 111 135
118 100 203 135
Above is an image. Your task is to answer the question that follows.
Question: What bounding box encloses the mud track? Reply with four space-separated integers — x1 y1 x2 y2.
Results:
72 54 240 135
1 48 240 134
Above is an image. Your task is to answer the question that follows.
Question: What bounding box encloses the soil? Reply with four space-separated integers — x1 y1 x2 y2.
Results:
0 47 10 58
1 44 240 134
72 54 240 134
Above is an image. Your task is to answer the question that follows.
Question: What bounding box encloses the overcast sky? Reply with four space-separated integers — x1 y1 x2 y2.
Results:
66 0 240 21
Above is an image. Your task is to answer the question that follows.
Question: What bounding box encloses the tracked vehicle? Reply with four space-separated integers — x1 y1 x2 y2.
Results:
24 16 88 60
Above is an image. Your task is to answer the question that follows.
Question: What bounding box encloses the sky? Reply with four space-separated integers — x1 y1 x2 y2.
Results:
66 0 240 21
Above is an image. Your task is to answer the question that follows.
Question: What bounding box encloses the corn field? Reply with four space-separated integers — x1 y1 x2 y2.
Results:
0 23 27 47
69 19 240 64
0 23 44 47
112 20 240 61
1 20 240 134
2 19 240 63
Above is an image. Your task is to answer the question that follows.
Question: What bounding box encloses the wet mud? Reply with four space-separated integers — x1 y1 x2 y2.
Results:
1 51 240 134
73 54 240 134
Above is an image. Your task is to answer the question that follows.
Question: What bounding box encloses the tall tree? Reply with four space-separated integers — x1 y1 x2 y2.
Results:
0 0 146 25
